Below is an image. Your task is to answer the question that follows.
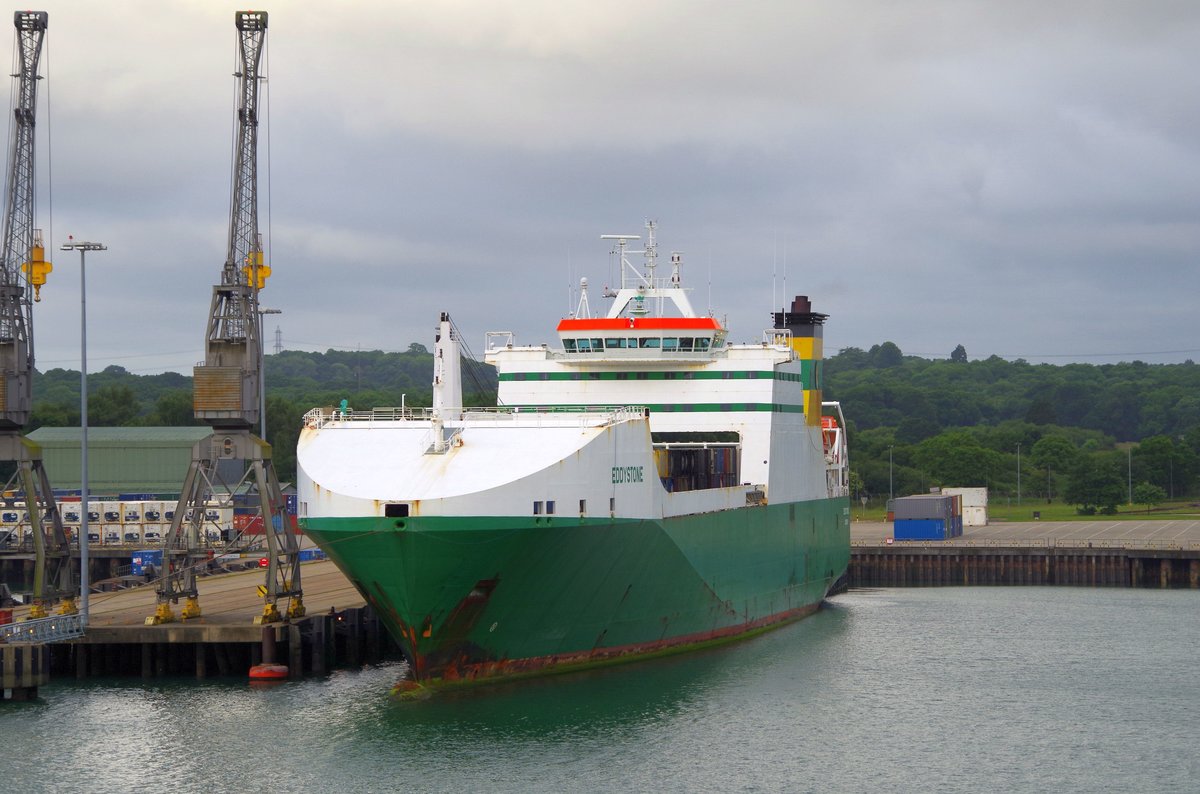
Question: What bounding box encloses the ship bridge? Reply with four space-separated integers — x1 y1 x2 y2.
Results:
554 316 725 361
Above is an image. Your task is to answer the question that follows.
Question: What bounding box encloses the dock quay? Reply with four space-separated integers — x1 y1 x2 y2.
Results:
2 560 399 696
848 519 1200 589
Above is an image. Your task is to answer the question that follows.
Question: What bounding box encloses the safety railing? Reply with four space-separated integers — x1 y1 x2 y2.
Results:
851 538 1200 551
305 405 649 431
1 612 85 643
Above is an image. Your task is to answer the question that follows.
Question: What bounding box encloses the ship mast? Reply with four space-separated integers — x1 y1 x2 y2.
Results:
0 11 73 617
601 220 698 319
150 11 303 625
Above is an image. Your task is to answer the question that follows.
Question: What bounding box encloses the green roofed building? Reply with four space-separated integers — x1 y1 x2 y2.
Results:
25 427 213 493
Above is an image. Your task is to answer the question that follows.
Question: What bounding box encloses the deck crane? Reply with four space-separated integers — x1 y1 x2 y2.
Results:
149 10 303 625
0 11 73 618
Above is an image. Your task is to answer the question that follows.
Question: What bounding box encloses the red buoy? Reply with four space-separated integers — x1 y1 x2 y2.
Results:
249 663 289 681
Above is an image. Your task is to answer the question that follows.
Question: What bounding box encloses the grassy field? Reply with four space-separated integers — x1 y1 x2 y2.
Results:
853 499 1200 523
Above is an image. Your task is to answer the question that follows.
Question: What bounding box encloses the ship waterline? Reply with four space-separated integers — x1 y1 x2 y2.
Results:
303 496 849 684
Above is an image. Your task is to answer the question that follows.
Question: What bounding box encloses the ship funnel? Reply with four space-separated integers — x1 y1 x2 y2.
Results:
773 295 828 426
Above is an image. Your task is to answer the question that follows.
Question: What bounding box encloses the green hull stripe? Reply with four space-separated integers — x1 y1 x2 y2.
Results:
509 402 807 413
501 366 815 383
302 498 850 682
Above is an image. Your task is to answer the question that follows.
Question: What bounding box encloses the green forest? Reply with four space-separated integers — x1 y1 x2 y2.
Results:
825 343 1200 513
27 341 1200 513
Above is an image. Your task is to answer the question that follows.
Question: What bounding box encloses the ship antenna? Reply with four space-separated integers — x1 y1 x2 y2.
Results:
575 277 591 319
644 219 658 315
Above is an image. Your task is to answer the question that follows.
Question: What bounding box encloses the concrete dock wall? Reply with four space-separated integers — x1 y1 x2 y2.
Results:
849 546 1200 588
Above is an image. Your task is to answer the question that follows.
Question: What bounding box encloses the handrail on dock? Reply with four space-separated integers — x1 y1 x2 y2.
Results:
1 613 85 644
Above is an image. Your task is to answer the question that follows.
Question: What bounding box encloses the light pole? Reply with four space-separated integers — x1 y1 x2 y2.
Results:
60 239 105 625
1127 446 1132 505
257 307 281 440
1016 442 1021 506
888 445 894 502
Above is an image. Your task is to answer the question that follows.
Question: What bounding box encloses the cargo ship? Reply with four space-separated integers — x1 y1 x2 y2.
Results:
296 222 850 690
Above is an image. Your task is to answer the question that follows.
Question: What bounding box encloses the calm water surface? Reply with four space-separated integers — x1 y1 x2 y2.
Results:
3 587 1196 793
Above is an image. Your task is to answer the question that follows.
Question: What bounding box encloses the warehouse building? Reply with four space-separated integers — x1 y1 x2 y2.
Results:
25 427 215 494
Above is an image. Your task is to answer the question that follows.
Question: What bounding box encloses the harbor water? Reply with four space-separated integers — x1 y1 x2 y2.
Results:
3 586 1196 793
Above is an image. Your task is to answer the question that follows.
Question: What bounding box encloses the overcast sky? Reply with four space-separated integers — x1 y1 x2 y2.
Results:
17 1 1200 378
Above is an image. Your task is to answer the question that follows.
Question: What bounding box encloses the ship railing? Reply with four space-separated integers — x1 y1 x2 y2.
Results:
850 538 1200 551
762 328 792 348
304 405 649 430
1 612 85 643
461 405 649 428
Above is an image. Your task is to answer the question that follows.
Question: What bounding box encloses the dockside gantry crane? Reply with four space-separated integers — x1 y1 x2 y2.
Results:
0 11 73 618
149 10 303 625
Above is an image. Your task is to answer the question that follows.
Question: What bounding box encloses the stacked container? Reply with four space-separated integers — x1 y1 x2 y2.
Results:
940 487 988 526
892 493 964 541
656 445 740 493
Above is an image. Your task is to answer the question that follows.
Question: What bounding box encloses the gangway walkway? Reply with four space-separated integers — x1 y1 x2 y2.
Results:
1 612 85 643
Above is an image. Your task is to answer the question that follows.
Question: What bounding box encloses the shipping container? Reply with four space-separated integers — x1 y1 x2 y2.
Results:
892 494 959 522
894 518 950 541
142 501 163 523
120 501 143 524
101 501 121 524
142 524 164 545
298 548 326 562
102 525 122 545
122 526 143 545
941 487 988 526
131 549 163 577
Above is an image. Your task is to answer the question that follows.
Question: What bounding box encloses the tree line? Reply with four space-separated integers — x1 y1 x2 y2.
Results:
826 343 1200 512
28 345 496 484
27 341 1200 511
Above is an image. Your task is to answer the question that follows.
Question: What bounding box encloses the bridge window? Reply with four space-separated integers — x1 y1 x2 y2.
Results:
563 338 577 352
639 337 661 349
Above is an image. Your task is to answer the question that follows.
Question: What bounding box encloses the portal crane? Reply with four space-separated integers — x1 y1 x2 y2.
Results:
150 10 302 625
0 11 73 618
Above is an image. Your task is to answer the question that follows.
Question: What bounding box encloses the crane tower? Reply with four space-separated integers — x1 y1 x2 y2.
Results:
0 11 73 617
150 10 303 625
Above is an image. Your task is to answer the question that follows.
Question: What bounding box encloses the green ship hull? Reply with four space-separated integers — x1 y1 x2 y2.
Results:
301 496 850 686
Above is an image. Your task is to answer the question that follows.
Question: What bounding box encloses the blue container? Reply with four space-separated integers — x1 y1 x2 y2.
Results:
118 493 157 502
894 518 948 541
298 548 327 562
131 549 164 576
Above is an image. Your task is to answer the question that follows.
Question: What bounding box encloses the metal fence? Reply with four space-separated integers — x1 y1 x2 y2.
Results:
1 613 85 643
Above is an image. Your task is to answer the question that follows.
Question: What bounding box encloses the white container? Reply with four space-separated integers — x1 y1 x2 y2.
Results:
121 525 143 545
120 501 143 525
101 501 121 525
102 524 122 545
142 501 163 524
142 523 164 545
941 487 989 527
